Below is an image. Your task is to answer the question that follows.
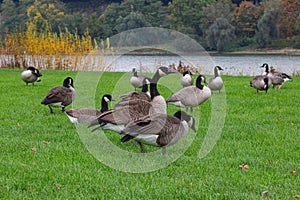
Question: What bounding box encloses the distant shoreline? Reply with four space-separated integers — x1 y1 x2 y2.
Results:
120 48 300 56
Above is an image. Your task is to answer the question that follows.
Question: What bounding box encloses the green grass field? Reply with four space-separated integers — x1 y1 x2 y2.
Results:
0 68 299 199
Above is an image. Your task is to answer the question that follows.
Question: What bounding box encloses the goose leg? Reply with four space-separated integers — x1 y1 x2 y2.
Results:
62 107 65 112
48 105 54 114
162 146 167 155
134 140 146 153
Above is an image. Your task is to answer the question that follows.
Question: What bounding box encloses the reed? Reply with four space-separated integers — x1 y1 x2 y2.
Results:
0 29 113 71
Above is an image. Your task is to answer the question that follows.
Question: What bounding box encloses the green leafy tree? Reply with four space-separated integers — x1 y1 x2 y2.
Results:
26 0 66 33
0 0 19 32
102 0 167 38
115 11 151 32
206 17 235 51
255 0 280 48
168 0 212 38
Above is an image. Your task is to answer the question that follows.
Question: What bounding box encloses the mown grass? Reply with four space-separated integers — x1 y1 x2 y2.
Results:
0 68 299 199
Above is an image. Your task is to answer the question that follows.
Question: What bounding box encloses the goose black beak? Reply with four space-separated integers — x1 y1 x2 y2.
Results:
191 125 196 132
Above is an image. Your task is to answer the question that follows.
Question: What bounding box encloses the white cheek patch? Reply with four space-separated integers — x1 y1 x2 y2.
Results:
188 118 194 127
158 69 166 77
104 97 110 102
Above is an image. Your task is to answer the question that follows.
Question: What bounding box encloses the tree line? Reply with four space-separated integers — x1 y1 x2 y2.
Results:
0 0 299 52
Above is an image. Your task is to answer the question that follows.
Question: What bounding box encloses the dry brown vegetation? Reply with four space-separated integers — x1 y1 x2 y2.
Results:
0 29 114 71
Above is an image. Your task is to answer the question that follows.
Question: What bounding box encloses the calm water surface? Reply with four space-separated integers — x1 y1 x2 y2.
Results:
109 54 300 76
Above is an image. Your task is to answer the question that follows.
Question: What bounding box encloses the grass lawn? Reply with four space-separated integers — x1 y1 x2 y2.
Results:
0 68 299 199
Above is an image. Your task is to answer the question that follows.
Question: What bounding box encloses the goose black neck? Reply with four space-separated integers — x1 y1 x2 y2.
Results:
265 65 269 73
151 71 161 83
196 77 204 90
141 83 148 93
150 83 160 100
214 68 219 77
101 99 109 113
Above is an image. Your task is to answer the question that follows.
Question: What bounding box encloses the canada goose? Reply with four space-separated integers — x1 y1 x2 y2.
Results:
89 66 175 133
208 66 224 93
261 63 292 89
117 77 151 105
269 66 292 88
269 66 292 81
180 70 194 87
41 77 76 113
65 94 114 124
130 68 150 91
250 75 272 93
166 75 211 112
120 111 196 154
20 66 42 86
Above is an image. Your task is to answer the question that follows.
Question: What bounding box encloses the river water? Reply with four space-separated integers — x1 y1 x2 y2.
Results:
109 54 300 76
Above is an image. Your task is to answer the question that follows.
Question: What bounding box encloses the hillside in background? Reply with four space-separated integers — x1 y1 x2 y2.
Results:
0 0 299 52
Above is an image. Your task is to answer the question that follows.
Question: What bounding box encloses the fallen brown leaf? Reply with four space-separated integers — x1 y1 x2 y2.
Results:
262 190 269 197
290 170 296 175
239 163 249 169
43 141 51 145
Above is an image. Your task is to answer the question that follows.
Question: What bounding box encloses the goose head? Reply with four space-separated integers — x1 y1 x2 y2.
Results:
182 70 193 77
216 66 223 71
63 77 74 88
214 66 223 76
157 66 175 77
28 66 42 77
132 68 138 76
195 75 207 89
261 63 269 73
151 66 175 84
103 94 115 103
269 66 276 73
174 111 196 132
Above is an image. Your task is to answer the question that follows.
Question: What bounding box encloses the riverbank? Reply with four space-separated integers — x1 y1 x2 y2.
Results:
213 48 300 56
121 48 300 56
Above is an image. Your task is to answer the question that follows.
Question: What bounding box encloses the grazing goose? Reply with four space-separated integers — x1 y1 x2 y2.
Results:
208 66 224 93
89 66 175 133
41 77 76 113
117 77 151 104
120 111 196 154
180 70 194 87
166 75 211 112
65 94 114 124
130 68 150 91
250 75 272 93
21 66 42 86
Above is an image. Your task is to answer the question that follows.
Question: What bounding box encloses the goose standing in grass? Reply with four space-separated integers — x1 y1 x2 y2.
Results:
250 74 272 93
166 75 211 112
65 94 114 124
261 63 292 89
117 77 151 104
208 66 224 93
269 66 292 88
120 111 196 154
89 66 175 133
180 70 194 87
41 77 76 113
21 66 42 86
130 68 150 91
